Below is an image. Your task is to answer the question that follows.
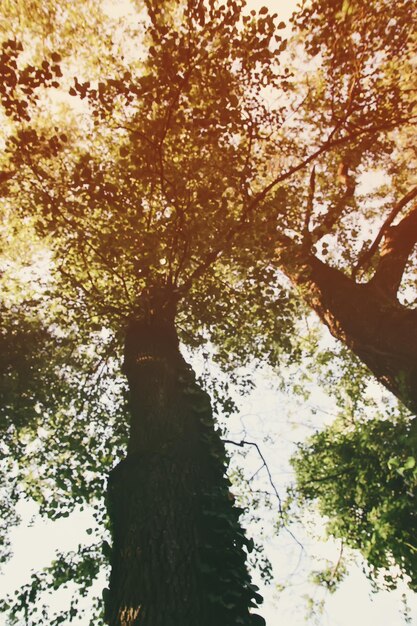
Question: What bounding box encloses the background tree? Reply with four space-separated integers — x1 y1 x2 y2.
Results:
291 411 417 591
269 0 417 412
261 0 417 593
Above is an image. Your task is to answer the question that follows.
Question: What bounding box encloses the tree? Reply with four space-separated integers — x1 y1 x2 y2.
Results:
291 412 417 591
0 0 416 623
0 1 297 624
265 0 417 592
270 0 417 413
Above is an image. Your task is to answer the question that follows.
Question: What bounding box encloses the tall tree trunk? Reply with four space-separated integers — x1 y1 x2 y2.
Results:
104 310 264 626
278 248 417 414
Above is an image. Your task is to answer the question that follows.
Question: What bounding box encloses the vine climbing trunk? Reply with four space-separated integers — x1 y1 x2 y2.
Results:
104 305 264 626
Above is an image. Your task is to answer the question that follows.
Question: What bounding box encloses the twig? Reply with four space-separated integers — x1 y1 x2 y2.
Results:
223 438 305 553
332 540 344 580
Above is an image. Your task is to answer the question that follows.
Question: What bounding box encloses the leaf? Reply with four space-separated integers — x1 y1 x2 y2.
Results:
403 456 416 470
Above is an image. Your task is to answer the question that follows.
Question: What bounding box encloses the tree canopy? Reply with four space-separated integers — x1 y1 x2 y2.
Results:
291 412 417 591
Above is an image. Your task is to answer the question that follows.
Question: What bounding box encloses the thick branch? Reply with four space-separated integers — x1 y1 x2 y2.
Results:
0 170 15 184
275 244 417 414
354 185 417 276
369 203 417 296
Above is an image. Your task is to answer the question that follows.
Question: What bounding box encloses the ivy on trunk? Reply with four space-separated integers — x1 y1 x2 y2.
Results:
105 296 264 625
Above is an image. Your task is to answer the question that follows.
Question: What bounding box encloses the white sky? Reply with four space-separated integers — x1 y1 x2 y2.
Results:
1 1 417 625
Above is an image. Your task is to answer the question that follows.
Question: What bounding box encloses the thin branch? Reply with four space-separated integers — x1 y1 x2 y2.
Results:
239 123 255 200
332 540 344 580
297 469 354 489
26 154 137 308
58 267 129 318
302 165 315 248
311 178 356 242
223 438 305 553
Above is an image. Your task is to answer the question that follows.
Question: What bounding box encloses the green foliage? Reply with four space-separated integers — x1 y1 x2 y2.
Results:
291 415 417 590
309 558 348 594
0 216 129 574
0 543 107 625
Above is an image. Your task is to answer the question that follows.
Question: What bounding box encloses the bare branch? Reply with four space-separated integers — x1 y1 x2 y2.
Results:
223 438 305 553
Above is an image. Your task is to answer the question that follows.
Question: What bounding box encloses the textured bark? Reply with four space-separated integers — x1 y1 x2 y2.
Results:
282 250 417 414
105 309 263 626
369 205 417 297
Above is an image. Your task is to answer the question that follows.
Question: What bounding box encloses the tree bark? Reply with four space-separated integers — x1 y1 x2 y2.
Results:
104 309 264 626
280 249 417 414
